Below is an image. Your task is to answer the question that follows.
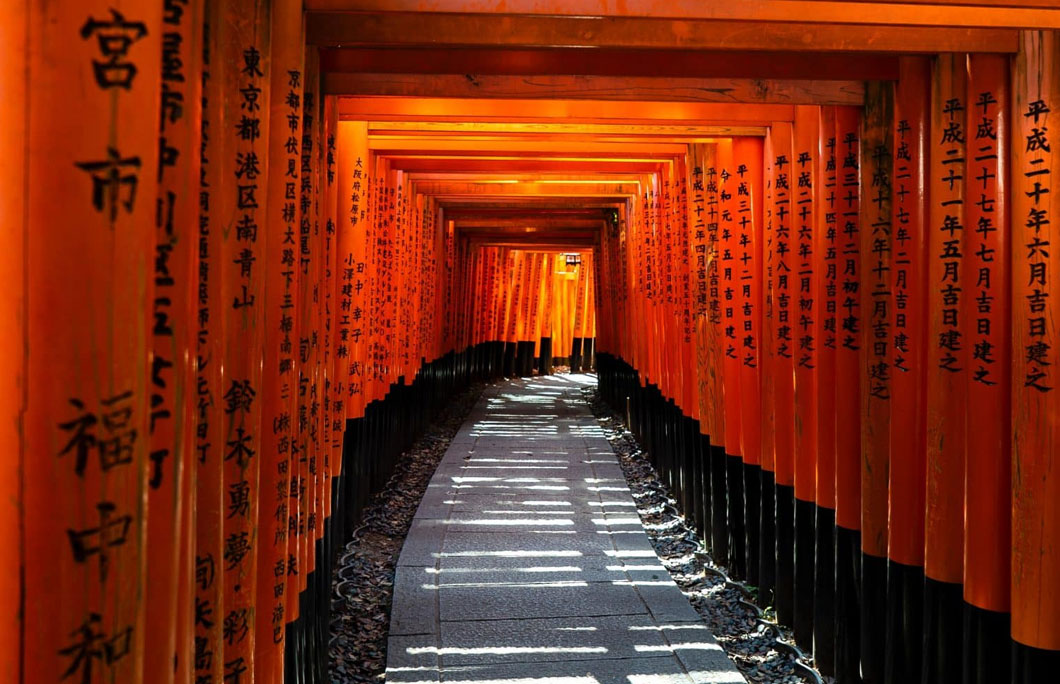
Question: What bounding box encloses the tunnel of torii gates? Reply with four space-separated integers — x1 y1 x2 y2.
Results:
7 1 1060 684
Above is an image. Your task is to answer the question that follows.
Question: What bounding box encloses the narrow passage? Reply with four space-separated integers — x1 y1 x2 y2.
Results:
385 375 745 684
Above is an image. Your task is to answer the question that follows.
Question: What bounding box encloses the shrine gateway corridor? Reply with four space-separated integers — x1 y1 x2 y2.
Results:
4 2 1060 684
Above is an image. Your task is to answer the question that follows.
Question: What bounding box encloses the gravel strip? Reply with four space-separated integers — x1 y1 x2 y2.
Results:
581 383 828 684
328 383 485 684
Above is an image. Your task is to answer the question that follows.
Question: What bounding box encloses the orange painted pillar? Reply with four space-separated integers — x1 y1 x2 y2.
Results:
758 133 777 605
735 137 764 588
1011 30 1060 679
812 105 838 676
859 80 894 684
689 146 710 444
886 56 930 684
717 139 747 579
146 2 203 684
0 3 25 682
195 1 227 680
768 122 797 627
961 51 1012 683
922 52 968 683
833 105 863 682
792 106 820 652
218 2 272 679
259 2 304 679
23 3 161 684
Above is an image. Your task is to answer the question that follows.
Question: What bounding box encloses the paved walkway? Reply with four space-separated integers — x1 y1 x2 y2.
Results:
385 375 745 684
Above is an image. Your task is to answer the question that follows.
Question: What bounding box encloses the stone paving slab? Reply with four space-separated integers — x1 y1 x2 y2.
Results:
386 375 745 684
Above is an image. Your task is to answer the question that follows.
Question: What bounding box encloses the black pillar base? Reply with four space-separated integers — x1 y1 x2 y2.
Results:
794 497 816 653
744 462 762 587
814 506 837 676
711 445 730 565
726 453 746 580
758 469 777 609
884 559 925 684
1011 638 1060 684
962 603 1010 684
835 525 862 684
570 337 584 373
775 483 796 627
861 551 888 684
922 576 963 684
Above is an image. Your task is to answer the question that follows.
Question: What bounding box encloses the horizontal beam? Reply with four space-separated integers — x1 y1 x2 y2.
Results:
454 218 606 229
370 138 688 155
442 198 625 209
321 48 899 80
305 1 1060 30
467 240 599 250
341 97 790 125
413 180 641 196
307 12 1018 53
387 158 668 173
325 73 864 105
369 121 762 139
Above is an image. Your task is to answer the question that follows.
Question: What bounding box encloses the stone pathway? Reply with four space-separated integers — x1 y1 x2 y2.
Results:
384 375 746 684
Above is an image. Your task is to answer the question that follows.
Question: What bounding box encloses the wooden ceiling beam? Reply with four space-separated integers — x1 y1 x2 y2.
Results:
369 121 762 138
386 158 667 173
325 73 864 105
442 198 625 209
306 12 1018 53
370 138 687 155
454 218 606 229
412 180 641 197
305 1 1060 30
321 48 899 81
340 97 789 125
466 239 599 250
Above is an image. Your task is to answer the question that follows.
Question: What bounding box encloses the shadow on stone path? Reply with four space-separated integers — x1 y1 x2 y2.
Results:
384 374 746 684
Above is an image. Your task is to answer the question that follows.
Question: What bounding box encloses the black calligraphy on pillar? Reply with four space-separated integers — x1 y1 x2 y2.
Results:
1023 98 1053 392
75 149 142 221
691 165 709 318
774 153 793 358
840 131 861 351
869 138 893 400
152 0 191 487
737 164 758 368
58 614 133 684
720 168 737 360
796 149 815 369
971 91 1001 386
58 392 137 477
892 120 913 376
80 9 148 90
823 136 838 351
937 96 966 374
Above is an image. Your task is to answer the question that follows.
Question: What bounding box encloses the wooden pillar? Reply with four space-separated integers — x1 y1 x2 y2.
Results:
813 105 838 677
922 52 968 684
1011 29 1060 680
834 105 863 684
146 2 203 684
758 132 777 608
735 137 764 588
769 122 797 628
0 2 25 682
24 3 162 684
258 2 304 680
792 105 820 653
962 51 1013 684
885 56 930 684
859 79 894 684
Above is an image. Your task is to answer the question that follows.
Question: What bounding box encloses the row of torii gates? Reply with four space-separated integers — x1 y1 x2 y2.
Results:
2 2 1060 684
